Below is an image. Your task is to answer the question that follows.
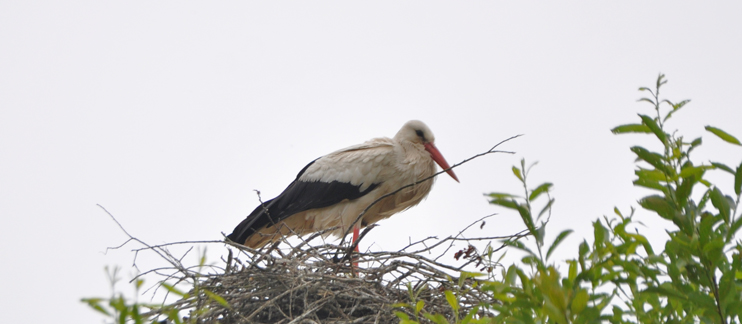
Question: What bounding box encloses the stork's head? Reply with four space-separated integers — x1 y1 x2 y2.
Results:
395 120 459 182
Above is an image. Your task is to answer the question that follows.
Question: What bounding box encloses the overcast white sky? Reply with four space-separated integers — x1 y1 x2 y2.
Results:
2 2 742 323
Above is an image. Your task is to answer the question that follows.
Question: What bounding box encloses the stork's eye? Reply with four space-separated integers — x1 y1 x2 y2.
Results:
415 130 424 138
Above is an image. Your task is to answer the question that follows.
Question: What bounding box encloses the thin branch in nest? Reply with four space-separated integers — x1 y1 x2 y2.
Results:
99 204 188 275
432 213 499 261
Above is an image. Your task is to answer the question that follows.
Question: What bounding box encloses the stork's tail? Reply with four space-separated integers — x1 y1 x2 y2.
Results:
226 201 272 247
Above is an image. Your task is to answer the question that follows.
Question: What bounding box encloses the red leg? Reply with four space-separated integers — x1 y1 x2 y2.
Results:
352 226 360 270
352 226 360 252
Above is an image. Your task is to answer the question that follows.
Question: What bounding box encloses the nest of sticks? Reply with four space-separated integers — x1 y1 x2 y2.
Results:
131 221 523 324
194 242 485 322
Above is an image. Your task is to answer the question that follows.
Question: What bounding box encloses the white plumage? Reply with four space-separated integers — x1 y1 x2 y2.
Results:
227 120 458 248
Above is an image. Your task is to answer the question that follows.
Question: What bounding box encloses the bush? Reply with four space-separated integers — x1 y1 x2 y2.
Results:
397 74 742 324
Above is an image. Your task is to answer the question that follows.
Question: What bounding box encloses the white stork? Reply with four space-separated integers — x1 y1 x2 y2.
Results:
227 120 458 249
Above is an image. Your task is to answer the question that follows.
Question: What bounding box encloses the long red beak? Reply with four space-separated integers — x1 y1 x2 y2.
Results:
424 142 459 182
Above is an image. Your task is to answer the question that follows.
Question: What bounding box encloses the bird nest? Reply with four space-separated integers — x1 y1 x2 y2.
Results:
127 223 522 324
193 244 487 323
100 202 524 324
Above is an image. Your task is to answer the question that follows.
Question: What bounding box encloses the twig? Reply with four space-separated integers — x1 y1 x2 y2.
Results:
433 213 498 261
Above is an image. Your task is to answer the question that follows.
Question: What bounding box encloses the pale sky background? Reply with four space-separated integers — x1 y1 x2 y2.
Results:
2 2 742 323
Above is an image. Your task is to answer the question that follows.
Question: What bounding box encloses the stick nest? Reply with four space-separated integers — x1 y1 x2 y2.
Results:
153 236 501 324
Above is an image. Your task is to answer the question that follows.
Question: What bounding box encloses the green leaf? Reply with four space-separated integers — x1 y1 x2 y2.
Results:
81 298 111 316
687 291 718 309
706 126 741 145
657 74 667 88
594 221 608 246
718 271 736 311
108 295 126 312
730 217 742 240
135 278 144 290
538 198 555 219
506 264 518 285
167 308 183 324
488 198 519 210
567 260 578 282
394 311 410 321
579 241 589 258
571 289 589 314
459 271 486 280
522 255 539 265
633 177 667 192
630 146 674 176
444 290 459 312
671 99 689 110
636 168 670 182
512 166 523 181
676 177 695 206
662 100 677 122
203 289 230 309
639 195 675 220
710 187 731 222
529 182 553 201
516 205 537 239
702 238 725 265
679 165 710 179
735 162 742 195
711 162 735 174
644 284 688 301
504 240 537 257
699 214 719 246
611 123 652 134
687 137 703 155
698 190 712 212
131 304 142 324
415 300 424 314
118 304 129 324
663 100 687 122
423 313 450 324
161 283 187 298
639 114 667 144
546 229 573 260
487 192 516 199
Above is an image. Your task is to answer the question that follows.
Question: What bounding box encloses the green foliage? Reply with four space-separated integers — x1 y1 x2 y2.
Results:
394 273 488 324
82 249 227 323
80 266 177 324
397 74 742 323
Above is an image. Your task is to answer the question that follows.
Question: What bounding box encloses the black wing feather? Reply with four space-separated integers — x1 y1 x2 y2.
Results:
227 159 379 245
